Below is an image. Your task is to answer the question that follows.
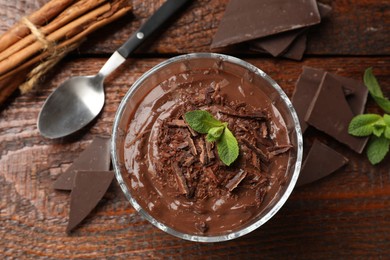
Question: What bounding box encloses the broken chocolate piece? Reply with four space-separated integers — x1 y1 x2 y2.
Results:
250 29 305 57
305 73 368 153
281 33 307 60
225 170 247 192
172 162 190 195
249 2 332 57
292 67 368 133
66 170 114 233
211 0 321 49
53 136 111 190
297 140 348 187
332 74 369 115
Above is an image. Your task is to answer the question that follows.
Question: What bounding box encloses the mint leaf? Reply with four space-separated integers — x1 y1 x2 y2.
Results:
373 96 390 114
185 110 239 166
364 68 390 113
216 127 239 166
206 125 225 142
348 114 382 136
364 68 384 97
383 114 390 126
185 110 223 134
366 136 390 165
385 127 390 139
384 114 390 139
372 125 385 137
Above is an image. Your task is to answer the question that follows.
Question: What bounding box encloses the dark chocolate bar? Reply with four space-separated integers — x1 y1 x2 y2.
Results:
211 0 321 49
296 140 348 187
281 33 307 60
66 170 114 233
305 73 368 153
249 3 332 58
53 136 111 190
292 67 368 133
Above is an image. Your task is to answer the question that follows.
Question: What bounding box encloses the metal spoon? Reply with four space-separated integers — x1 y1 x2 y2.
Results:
38 0 191 139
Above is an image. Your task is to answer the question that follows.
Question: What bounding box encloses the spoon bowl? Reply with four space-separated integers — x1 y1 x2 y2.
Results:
38 75 104 139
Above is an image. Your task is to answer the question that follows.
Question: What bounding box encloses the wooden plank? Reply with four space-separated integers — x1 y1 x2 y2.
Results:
0 57 389 258
0 0 389 56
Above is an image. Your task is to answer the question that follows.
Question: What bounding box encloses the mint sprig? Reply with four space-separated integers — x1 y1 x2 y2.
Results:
364 68 390 113
348 68 390 165
185 110 239 166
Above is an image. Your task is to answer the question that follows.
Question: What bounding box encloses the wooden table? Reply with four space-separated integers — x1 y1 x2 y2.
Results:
1 0 389 258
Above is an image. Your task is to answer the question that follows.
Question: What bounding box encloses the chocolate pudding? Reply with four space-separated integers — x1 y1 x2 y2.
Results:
112 54 302 240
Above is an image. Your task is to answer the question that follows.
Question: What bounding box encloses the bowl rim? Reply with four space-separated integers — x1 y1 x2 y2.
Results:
111 52 303 242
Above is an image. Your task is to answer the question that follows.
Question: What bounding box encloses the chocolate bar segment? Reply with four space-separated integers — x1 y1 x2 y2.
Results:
292 67 368 133
305 73 368 153
211 0 321 49
292 67 326 133
296 140 348 187
66 170 114 233
53 136 111 190
282 33 307 60
249 3 332 58
250 29 305 57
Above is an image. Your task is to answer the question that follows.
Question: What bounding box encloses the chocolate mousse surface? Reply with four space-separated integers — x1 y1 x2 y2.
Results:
123 62 294 235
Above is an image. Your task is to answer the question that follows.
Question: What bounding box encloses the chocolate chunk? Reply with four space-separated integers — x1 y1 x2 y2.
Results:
53 136 111 190
305 73 368 153
332 74 369 115
66 170 114 233
281 33 307 61
249 3 332 57
296 140 348 187
250 29 305 57
292 67 368 133
211 0 321 49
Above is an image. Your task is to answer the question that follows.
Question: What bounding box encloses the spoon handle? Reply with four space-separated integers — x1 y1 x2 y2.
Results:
117 0 192 58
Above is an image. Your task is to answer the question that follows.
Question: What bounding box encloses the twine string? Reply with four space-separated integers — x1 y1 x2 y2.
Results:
18 17 79 93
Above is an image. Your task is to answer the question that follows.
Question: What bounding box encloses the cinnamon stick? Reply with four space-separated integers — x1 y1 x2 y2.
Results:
0 2 131 82
0 0 132 105
0 0 107 62
0 2 113 76
0 0 75 53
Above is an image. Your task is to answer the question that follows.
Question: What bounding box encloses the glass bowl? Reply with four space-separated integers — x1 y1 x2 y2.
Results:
111 53 303 242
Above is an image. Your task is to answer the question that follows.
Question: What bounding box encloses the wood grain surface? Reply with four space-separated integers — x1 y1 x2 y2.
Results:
0 0 389 55
1 0 390 259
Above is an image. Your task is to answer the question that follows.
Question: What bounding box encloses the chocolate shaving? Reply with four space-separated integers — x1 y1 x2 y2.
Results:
255 187 267 206
172 162 190 195
195 221 209 233
205 141 215 160
251 152 261 170
260 122 268 139
187 125 198 137
268 145 292 158
198 139 208 165
225 170 247 192
182 156 196 167
219 110 266 120
240 138 269 162
204 167 219 184
175 141 189 150
166 119 187 127
186 135 198 155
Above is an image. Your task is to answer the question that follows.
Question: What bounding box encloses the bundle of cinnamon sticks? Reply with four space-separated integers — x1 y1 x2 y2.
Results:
0 0 132 105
